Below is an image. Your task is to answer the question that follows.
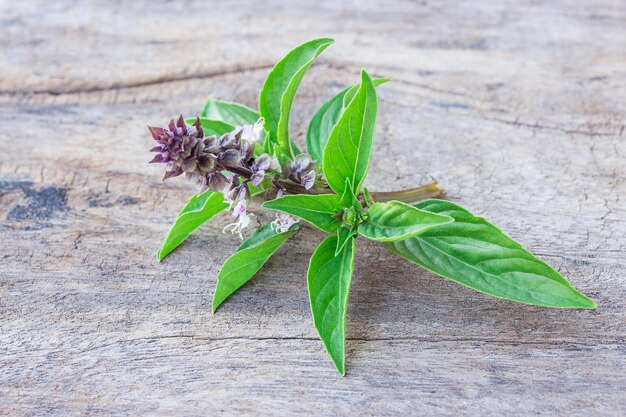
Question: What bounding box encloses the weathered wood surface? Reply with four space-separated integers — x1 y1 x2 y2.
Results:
1 1 625 415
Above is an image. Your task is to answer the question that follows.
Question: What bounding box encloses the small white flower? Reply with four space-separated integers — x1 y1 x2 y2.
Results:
271 213 300 234
240 118 265 144
223 201 254 239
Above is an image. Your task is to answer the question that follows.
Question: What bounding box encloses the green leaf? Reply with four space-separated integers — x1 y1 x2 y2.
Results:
307 79 389 166
185 117 234 136
259 38 335 158
341 84 361 109
323 70 378 196
212 224 298 312
384 199 596 309
307 86 352 165
307 234 356 375
200 98 260 126
339 178 361 211
336 226 357 256
359 200 453 242
262 194 341 233
157 192 229 261
343 78 389 107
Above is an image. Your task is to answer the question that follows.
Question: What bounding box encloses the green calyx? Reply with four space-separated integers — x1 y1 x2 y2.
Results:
335 178 367 229
340 206 366 228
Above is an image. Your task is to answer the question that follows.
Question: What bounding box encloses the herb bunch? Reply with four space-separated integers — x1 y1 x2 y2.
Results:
148 38 596 375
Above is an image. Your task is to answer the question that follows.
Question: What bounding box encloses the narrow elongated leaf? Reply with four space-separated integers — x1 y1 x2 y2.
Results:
259 38 335 158
308 235 356 375
359 200 453 242
185 117 234 136
262 194 341 233
157 192 229 261
200 98 260 126
307 79 388 167
384 199 596 309
323 70 378 195
212 224 297 312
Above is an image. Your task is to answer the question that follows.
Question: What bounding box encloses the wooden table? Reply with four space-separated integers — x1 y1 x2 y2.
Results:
1 1 624 415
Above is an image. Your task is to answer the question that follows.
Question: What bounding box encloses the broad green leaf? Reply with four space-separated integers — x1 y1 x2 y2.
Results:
384 199 596 309
359 200 453 242
259 38 335 158
200 98 260 126
307 79 389 166
307 86 351 165
323 70 378 196
212 224 298 312
307 234 356 375
262 194 341 233
157 191 229 261
336 226 357 255
185 117 234 136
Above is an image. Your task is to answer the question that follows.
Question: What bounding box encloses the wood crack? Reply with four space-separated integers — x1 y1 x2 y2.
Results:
484 116 620 137
0 64 275 96
73 334 624 355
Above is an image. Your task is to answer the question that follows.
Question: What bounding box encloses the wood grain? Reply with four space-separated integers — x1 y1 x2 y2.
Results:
1 1 624 415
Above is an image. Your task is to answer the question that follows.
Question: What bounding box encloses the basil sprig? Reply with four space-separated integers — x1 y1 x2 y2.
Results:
151 38 596 376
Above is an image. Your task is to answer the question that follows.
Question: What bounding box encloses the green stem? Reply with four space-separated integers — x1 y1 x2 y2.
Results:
254 178 445 204
369 180 445 203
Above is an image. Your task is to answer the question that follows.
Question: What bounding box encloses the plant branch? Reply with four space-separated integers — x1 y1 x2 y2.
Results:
252 176 445 204
369 180 445 203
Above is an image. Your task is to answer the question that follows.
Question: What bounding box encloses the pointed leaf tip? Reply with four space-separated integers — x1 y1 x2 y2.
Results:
323 67 378 195
307 235 356 376
211 224 296 312
260 38 335 159
384 199 598 309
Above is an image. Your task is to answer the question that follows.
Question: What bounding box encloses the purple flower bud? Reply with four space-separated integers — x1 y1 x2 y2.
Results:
250 170 265 187
233 127 245 140
300 169 317 190
240 139 255 162
268 157 280 171
218 132 238 150
197 154 217 173
223 176 241 196
205 172 227 192
236 183 251 204
219 149 241 167
253 154 272 172
163 167 183 180
181 157 197 173
175 115 188 135
149 154 167 164
203 136 220 153
281 153 317 190
294 154 312 173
